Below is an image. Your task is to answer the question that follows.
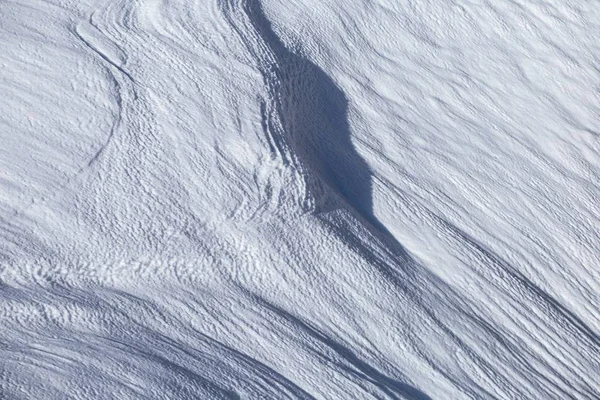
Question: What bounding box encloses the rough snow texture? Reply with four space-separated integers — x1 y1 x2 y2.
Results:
1 0 599 399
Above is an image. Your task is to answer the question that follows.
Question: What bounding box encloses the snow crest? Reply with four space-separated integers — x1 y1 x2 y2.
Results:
1 0 599 399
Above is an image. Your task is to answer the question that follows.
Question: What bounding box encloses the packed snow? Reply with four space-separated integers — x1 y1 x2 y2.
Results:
1 0 599 398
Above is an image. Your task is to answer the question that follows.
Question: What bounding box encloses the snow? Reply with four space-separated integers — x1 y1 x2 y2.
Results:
1 0 599 398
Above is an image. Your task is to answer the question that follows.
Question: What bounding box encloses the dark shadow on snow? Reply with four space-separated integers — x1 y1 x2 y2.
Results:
221 1 433 399
229 0 422 276
232 0 378 224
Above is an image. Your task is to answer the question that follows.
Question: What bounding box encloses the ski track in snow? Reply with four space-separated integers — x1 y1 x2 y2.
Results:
0 0 599 399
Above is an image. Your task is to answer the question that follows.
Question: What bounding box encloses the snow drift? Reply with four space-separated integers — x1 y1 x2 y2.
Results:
1 0 599 398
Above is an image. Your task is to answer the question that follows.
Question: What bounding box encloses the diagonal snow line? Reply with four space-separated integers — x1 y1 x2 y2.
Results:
73 22 135 85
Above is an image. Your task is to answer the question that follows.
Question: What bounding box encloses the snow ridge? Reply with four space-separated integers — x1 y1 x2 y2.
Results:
0 0 599 399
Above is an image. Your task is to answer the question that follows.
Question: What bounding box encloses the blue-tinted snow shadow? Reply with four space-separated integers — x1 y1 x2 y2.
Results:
228 2 433 399
238 0 379 223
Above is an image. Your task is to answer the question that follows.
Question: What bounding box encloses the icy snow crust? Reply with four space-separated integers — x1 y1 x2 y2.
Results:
1 0 599 398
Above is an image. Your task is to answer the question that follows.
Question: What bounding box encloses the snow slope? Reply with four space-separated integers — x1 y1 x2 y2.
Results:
1 0 599 398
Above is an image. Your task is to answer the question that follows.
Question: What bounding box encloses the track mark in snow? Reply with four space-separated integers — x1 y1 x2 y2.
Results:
74 19 135 84
72 20 131 168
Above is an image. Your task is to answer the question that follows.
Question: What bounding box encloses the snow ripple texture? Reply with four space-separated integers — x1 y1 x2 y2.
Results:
0 0 599 399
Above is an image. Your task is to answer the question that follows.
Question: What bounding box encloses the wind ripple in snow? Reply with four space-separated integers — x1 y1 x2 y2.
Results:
0 0 599 399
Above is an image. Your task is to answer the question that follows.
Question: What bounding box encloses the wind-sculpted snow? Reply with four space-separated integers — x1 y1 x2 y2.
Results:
1 0 599 399
220 0 375 220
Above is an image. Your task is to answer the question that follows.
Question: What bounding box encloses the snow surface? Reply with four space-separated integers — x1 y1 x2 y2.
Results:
1 0 599 398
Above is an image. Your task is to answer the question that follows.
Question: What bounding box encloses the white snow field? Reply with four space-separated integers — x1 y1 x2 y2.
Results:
1 0 599 398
